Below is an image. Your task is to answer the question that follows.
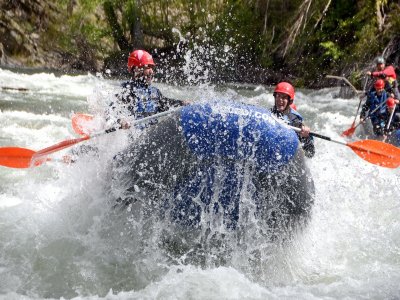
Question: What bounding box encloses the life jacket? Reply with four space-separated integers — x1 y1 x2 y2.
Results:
271 107 315 157
285 108 304 127
366 90 388 125
371 66 399 96
271 106 303 126
119 80 163 118
372 65 397 81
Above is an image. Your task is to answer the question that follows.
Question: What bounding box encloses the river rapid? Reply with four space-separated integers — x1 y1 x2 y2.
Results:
0 67 399 300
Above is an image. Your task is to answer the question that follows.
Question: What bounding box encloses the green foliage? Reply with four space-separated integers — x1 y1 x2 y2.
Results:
36 0 400 84
320 41 342 61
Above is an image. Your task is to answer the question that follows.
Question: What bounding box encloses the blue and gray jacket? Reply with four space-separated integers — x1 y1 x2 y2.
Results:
271 107 315 158
360 89 388 131
108 79 185 123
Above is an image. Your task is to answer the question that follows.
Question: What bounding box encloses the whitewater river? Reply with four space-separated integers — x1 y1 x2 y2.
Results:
0 67 399 299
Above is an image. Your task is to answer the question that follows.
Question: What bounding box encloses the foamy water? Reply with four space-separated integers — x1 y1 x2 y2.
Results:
0 68 399 299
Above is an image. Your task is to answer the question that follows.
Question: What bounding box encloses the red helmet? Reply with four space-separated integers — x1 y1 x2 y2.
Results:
127 50 155 71
387 97 396 108
274 82 295 103
374 79 385 90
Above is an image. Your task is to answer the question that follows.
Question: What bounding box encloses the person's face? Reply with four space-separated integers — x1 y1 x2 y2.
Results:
142 65 154 83
274 92 290 112
376 87 384 95
134 65 155 83
376 63 385 71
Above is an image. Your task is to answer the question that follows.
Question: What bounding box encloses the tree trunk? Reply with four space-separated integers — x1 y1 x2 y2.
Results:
103 0 130 51
376 0 385 31
129 0 144 48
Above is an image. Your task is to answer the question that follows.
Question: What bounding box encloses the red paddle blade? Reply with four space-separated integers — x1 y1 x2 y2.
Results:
0 136 90 169
0 147 55 168
348 139 400 168
72 113 94 135
341 122 356 137
0 147 35 168
341 127 356 137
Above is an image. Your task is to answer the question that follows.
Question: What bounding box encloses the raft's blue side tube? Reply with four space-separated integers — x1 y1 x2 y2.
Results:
180 100 299 170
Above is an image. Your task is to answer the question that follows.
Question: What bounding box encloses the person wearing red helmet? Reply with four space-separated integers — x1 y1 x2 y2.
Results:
366 56 400 99
109 49 187 128
270 82 315 158
360 79 390 136
383 97 400 136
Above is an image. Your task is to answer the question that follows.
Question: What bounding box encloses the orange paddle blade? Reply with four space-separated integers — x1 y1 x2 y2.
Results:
341 126 356 137
0 136 91 169
347 139 400 168
0 147 35 168
341 121 356 137
0 147 57 168
72 113 94 135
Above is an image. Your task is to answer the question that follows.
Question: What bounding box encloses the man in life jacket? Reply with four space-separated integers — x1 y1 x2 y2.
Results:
366 56 400 99
108 49 187 129
270 82 315 158
360 79 389 136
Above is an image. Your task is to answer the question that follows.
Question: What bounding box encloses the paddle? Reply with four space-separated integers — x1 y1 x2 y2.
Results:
1 86 29 92
383 104 397 143
71 113 94 136
341 97 387 138
290 125 400 169
341 77 369 137
0 136 91 169
0 109 181 169
385 104 397 132
0 147 43 168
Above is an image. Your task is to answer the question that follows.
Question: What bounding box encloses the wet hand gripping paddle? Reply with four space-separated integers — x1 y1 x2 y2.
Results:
0 109 180 169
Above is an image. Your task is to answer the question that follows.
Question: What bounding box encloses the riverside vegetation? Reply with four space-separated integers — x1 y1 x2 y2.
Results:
1 0 400 88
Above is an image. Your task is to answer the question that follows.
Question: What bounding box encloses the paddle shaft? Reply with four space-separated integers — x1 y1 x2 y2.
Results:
386 104 396 131
106 107 182 132
352 96 365 125
31 108 181 163
290 126 346 146
351 98 388 131
346 78 367 124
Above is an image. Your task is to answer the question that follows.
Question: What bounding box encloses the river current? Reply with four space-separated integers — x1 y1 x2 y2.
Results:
0 67 399 299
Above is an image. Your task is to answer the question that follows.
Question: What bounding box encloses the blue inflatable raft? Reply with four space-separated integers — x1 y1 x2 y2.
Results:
111 100 314 237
